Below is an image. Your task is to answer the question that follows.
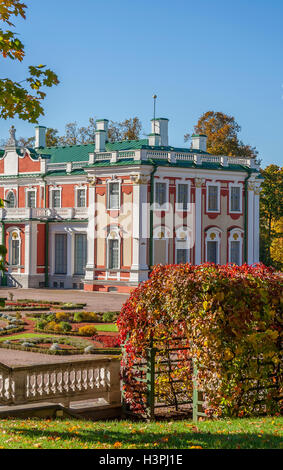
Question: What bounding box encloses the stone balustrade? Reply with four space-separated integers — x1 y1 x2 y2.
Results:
0 207 88 221
0 356 121 408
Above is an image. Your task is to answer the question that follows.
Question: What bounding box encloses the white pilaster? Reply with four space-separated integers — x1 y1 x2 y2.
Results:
130 175 149 282
194 178 203 265
67 230 73 277
24 223 31 275
253 185 261 263
247 181 255 264
30 222 38 275
85 181 96 281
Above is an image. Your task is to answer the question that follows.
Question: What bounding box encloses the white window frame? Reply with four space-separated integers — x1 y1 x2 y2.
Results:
5 190 17 208
25 187 37 209
205 227 221 264
75 185 87 208
206 182 220 213
8 228 21 267
107 179 121 210
229 183 242 213
106 228 121 270
176 181 191 212
228 228 243 265
154 179 169 211
175 228 191 264
49 186 62 209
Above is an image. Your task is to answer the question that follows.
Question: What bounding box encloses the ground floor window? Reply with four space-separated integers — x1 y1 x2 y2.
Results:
55 233 67 274
206 241 218 264
74 233 87 274
230 240 241 265
11 239 20 265
108 239 119 269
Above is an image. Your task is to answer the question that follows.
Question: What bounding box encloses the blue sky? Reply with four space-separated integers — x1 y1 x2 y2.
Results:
1 0 283 167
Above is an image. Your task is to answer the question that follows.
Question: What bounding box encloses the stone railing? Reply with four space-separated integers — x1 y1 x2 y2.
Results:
88 149 260 169
0 356 121 408
0 207 88 221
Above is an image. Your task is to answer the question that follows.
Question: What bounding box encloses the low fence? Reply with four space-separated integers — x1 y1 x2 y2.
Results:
0 356 121 408
122 338 204 422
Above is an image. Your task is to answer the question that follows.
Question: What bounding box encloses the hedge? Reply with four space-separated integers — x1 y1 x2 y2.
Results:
118 263 282 418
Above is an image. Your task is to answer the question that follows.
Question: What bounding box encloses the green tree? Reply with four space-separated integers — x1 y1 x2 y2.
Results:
0 0 59 123
260 164 283 268
186 111 258 158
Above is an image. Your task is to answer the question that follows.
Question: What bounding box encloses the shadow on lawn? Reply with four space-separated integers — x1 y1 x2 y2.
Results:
8 425 282 449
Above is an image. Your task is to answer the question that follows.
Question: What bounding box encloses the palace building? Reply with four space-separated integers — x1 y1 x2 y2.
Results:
0 118 263 292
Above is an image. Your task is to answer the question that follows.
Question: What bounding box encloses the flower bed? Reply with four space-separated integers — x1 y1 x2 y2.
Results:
0 312 25 335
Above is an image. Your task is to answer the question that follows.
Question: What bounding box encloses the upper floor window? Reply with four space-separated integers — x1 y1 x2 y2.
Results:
155 182 167 208
50 189 61 208
107 182 120 210
5 191 16 208
26 190 36 208
207 184 220 212
230 185 242 212
176 183 189 211
77 188 86 208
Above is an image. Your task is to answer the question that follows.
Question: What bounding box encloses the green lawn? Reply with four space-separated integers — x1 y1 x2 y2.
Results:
0 416 281 449
94 323 118 332
0 333 93 347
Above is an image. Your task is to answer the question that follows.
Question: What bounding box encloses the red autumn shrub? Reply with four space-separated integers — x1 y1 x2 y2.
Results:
117 263 282 418
93 334 120 348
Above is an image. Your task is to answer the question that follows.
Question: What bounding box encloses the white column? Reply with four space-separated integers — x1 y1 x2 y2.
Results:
85 182 96 281
67 230 73 278
253 185 261 263
247 181 255 264
30 222 37 275
24 223 31 275
130 175 149 282
194 178 203 265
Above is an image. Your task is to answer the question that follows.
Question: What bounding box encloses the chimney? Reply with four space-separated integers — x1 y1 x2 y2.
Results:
151 118 169 146
96 119 109 135
148 133 161 147
191 134 207 152
35 126 46 148
95 130 106 152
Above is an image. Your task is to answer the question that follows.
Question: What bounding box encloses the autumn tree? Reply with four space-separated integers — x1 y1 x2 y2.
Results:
185 111 258 158
108 117 142 142
260 164 283 269
0 0 59 123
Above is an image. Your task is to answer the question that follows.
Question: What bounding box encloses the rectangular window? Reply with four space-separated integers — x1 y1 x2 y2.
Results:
27 190 36 208
74 233 87 275
230 241 241 265
230 186 241 212
77 189 86 208
55 234 67 274
177 184 189 210
11 240 19 265
108 239 119 269
155 182 167 207
51 190 61 208
108 182 120 209
207 241 218 263
176 248 189 264
207 185 219 212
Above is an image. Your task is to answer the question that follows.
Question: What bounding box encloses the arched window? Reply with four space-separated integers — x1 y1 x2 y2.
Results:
107 228 120 269
175 227 191 264
205 228 221 264
5 191 16 208
9 230 21 266
228 229 243 265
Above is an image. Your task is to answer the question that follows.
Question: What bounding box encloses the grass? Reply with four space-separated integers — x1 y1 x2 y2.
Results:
0 333 93 347
0 416 281 449
94 323 118 332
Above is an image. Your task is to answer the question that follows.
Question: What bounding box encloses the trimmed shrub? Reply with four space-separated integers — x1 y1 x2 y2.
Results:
118 263 282 418
102 311 117 322
59 321 72 332
55 312 70 321
77 325 97 336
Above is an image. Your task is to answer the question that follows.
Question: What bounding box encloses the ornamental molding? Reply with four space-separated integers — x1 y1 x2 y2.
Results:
194 177 205 188
130 174 150 185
